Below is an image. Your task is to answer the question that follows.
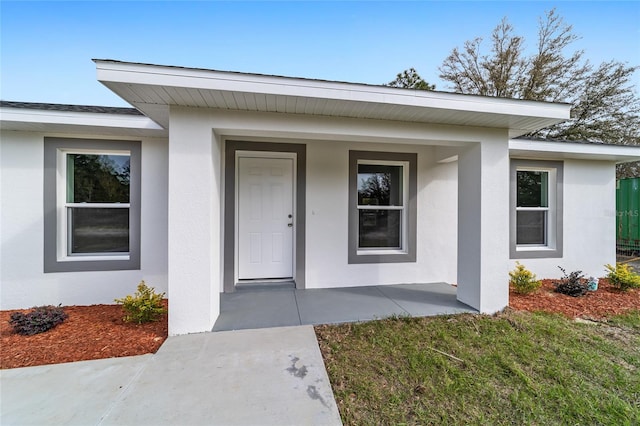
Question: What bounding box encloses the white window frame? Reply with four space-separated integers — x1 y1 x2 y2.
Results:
56 148 131 262
515 167 556 250
510 160 563 259
356 159 409 255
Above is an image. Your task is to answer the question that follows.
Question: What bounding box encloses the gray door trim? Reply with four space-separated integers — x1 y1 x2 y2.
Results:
224 140 306 293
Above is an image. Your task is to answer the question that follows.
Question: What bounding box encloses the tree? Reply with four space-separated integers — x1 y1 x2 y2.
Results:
436 9 640 177
387 68 435 90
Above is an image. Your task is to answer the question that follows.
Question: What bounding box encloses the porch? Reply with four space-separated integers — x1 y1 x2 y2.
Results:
213 282 476 331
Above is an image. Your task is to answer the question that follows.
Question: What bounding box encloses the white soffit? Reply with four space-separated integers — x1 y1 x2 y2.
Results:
0 107 167 137
95 60 570 137
510 139 640 163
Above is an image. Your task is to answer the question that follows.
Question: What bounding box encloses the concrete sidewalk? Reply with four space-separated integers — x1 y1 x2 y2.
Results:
1 326 342 426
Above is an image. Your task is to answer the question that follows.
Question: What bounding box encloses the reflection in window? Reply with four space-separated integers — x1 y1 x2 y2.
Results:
357 164 403 206
357 163 406 250
65 153 131 256
516 170 549 246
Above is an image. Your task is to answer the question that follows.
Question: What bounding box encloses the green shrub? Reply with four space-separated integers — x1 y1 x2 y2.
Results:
509 262 542 294
9 305 68 335
115 281 166 324
605 263 640 291
553 266 588 297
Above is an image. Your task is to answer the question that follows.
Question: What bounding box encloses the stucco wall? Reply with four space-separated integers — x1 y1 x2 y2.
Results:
511 159 617 280
0 130 169 310
305 140 458 289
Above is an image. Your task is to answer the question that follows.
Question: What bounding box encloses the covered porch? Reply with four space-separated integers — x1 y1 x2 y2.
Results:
213 282 475 331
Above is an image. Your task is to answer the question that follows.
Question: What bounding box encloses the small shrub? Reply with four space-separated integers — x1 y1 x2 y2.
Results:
553 266 588 297
114 281 167 324
509 262 541 294
9 305 68 336
605 263 640 291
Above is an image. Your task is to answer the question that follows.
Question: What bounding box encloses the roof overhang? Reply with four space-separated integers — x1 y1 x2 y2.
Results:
0 106 167 138
95 59 571 138
510 139 640 163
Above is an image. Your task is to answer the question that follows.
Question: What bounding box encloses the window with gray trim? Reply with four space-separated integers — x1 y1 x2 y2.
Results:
44 138 141 272
510 159 563 259
349 151 417 264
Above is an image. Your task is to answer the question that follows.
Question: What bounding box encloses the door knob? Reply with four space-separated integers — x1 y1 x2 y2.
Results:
288 223 293 227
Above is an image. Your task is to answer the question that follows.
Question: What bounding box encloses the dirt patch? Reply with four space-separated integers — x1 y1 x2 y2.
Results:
0 301 167 369
510 279 640 319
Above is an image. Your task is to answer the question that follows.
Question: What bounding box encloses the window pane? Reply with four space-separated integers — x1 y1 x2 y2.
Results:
517 171 548 207
70 208 129 253
358 164 403 206
67 154 130 203
516 210 546 245
359 210 401 248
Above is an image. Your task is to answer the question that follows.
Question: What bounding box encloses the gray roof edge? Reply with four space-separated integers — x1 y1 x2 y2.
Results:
0 100 142 116
513 135 639 147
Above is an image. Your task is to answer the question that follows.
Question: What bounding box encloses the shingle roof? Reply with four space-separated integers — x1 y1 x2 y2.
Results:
0 100 142 116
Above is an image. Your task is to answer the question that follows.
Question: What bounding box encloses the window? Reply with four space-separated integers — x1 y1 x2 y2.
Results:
510 160 563 259
44 138 141 272
349 151 416 264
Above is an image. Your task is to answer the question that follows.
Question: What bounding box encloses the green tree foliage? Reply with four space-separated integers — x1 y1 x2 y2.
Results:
71 154 130 202
436 9 639 177
387 68 435 90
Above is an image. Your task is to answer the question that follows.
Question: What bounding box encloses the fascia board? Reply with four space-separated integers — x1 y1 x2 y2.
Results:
0 107 164 131
509 139 640 163
95 60 570 121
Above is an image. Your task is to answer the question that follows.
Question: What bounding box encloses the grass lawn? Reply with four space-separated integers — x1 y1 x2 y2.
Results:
316 309 640 425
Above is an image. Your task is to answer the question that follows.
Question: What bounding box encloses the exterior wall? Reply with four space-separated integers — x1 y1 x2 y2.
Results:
512 159 617 279
305 140 458 288
457 136 510 313
167 107 222 336
0 130 169 310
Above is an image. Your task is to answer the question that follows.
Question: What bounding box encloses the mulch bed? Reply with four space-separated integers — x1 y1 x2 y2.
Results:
510 279 640 319
0 301 167 369
1 281 638 370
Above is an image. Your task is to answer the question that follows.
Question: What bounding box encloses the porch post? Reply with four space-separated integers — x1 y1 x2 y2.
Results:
167 107 222 335
457 137 510 313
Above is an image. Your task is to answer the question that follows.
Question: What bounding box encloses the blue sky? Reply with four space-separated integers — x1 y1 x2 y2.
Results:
1 1 638 107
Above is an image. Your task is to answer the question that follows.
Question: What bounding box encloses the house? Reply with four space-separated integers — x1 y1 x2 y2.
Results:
2 60 639 335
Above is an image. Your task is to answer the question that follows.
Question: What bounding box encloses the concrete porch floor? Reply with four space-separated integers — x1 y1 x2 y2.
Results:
213 282 476 331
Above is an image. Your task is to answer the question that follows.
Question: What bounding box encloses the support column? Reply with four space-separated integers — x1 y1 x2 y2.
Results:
168 107 222 335
457 137 510 313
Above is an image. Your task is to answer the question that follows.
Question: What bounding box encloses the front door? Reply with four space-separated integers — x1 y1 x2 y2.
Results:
237 156 294 280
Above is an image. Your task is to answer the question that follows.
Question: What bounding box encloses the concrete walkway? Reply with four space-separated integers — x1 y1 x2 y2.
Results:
1 326 342 426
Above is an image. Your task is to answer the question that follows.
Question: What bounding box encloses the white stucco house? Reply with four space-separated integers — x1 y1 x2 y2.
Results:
2 60 639 335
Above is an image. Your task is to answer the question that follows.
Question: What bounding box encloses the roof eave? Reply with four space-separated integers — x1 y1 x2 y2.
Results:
95 59 570 134
509 139 640 163
0 107 167 138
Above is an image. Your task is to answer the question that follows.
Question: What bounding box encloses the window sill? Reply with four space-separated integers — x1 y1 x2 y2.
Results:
357 249 407 256
511 245 562 259
516 245 555 251
58 254 130 262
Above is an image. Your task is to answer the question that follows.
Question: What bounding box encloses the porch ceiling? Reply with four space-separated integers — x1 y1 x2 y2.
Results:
95 60 570 138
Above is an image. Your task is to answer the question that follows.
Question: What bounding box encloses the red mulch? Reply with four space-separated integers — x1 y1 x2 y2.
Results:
510 279 640 319
0 301 167 369
2 281 638 370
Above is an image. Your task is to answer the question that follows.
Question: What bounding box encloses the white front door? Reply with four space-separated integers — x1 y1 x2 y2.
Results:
237 156 294 280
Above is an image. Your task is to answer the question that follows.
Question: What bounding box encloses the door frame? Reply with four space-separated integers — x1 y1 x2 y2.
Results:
223 140 306 293
235 152 296 281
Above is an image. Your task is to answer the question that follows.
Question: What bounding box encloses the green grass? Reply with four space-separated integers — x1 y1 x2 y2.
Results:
315 310 640 425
